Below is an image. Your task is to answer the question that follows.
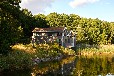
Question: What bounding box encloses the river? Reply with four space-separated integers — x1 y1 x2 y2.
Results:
1 56 114 76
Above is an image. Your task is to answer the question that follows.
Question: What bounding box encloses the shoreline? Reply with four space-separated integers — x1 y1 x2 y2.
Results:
0 43 75 72
0 55 75 73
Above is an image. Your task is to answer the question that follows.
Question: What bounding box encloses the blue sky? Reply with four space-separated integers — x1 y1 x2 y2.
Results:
20 0 114 22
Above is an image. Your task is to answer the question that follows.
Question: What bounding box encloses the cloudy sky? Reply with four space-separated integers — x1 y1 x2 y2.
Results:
20 0 114 22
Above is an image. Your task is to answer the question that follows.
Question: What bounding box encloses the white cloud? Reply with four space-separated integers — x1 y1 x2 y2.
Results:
69 0 100 8
19 0 54 14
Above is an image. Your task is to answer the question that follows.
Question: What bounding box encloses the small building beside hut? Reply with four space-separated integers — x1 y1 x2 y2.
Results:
32 27 76 48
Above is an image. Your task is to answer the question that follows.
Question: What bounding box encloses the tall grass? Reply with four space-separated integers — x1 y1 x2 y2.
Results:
75 44 114 56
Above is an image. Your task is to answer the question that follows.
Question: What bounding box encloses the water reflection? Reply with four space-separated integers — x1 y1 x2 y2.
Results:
0 69 32 76
0 56 77 76
72 56 114 76
1 56 114 76
31 56 77 76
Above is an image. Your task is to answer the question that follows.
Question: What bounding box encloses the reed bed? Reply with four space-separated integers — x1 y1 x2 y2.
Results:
75 44 114 57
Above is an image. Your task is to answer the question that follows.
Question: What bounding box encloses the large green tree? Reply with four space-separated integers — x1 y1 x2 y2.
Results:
0 0 22 54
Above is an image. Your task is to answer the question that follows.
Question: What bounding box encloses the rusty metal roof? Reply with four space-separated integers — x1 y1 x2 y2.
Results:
32 27 65 32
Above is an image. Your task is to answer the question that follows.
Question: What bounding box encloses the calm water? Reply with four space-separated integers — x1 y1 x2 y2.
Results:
1 56 114 76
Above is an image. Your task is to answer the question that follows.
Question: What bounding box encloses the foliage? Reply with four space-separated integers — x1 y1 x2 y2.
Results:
0 0 22 54
0 43 75 71
0 51 33 70
1 1 40 54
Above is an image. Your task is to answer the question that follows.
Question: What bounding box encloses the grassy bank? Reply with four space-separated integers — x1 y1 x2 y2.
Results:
0 43 75 71
75 44 114 57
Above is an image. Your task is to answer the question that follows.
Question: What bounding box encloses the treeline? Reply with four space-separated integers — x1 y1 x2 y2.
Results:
0 0 114 54
41 12 114 45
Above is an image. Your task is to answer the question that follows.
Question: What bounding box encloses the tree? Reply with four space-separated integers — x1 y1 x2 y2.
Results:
0 0 22 54
34 14 49 28
46 12 59 27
